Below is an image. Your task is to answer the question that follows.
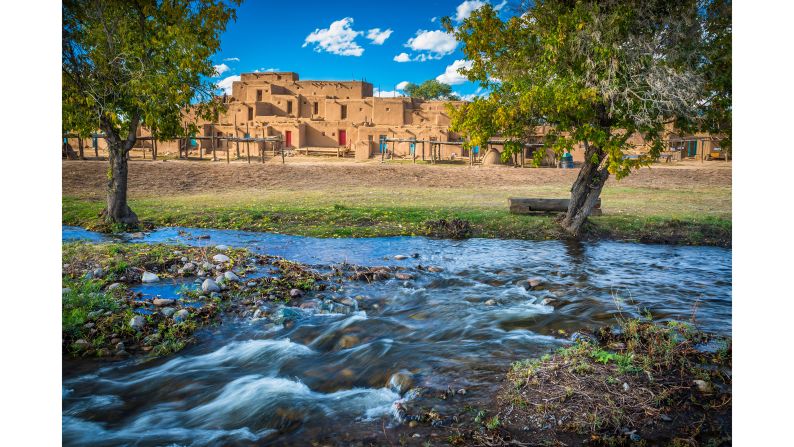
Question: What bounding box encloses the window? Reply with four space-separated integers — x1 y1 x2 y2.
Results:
313 102 319 114
386 108 390 112
287 101 293 114
248 107 253 120
256 90 262 101
359 108 363 112
341 105 347 119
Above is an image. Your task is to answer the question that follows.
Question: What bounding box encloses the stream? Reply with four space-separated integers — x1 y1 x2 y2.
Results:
62 226 731 446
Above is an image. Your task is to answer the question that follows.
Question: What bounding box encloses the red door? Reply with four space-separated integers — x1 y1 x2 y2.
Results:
338 130 346 146
285 131 292 147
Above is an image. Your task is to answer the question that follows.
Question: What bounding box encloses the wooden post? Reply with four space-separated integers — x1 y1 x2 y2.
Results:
226 137 230 164
245 122 251 164
78 137 84 160
422 141 425 161
153 133 158 160
94 136 99 158
280 141 285 164
211 124 216 161
261 129 265 163
234 115 240 159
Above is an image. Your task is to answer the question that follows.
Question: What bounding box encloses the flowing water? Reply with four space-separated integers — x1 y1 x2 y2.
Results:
62 226 731 446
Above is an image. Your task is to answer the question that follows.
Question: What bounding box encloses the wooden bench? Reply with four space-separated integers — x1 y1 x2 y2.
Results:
298 146 351 157
508 198 602 216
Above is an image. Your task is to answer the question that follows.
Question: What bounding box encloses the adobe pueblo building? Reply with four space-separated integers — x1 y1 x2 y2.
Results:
196 71 466 160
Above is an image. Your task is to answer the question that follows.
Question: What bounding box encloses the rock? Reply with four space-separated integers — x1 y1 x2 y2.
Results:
693 380 712 393
62 288 71 295
609 342 627 351
623 382 630 392
427 266 444 273
570 332 596 344
110 338 121 345
83 271 94 280
197 269 205 277
336 335 360 349
180 256 188 262
210 292 221 300
457 388 466 395
271 307 304 325
395 273 414 280
116 350 130 357
73 339 90 350
202 278 221 293
173 309 190 323
202 261 213 270
246 281 257 287
141 271 159 283
143 333 161 344
182 262 196 272
252 308 264 319
528 278 543 288
130 232 145 238
484 299 497 306
394 255 409 260
129 316 146 331
540 298 553 306
107 283 122 291
289 288 304 298
83 322 94 329
336 297 356 307
300 301 318 310
224 271 240 282
115 342 125 352
388 371 414 394
93 268 104 278
96 348 112 357
215 244 229 251
212 254 230 263
152 298 175 307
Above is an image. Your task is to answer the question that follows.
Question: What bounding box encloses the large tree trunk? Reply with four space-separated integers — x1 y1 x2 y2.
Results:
102 117 139 226
561 140 610 236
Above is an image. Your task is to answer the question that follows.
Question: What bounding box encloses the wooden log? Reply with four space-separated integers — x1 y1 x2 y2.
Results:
508 198 602 216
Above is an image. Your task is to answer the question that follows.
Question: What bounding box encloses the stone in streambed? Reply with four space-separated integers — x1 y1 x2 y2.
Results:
202 278 220 293
215 245 229 251
73 339 90 351
141 272 159 283
395 273 414 280
223 271 240 282
427 266 444 273
182 262 196 272
289 288 304 298
129 316 146 331
393 255 409 260
484 299 497 306
387 371 414 394
173 309 190 323
152 298 175 307
212 254 230 263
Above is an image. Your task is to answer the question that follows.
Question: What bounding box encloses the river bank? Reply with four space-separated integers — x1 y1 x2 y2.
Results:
62 160 732 247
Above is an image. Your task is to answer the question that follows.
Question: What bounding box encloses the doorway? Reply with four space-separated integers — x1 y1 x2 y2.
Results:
285 131 292 147
338 130 346 146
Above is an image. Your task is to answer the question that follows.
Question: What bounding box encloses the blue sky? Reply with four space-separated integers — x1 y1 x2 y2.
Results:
211 0 513 100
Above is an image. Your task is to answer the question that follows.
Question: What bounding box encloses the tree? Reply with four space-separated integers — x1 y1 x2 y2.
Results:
62 0 239 226
444 1 716 235
700 0 732 152
404 80 460 100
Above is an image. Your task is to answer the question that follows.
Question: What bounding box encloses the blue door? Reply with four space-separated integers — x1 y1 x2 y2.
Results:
379 135 387 153
687 141 697 157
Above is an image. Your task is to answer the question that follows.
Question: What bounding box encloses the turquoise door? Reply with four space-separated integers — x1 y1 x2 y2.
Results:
379 135 387 153
687 141 697 157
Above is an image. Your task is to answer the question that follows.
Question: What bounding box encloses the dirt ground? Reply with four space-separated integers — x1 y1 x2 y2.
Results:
63 158 731 199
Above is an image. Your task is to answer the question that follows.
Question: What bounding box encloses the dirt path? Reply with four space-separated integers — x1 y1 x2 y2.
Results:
63 159 731 198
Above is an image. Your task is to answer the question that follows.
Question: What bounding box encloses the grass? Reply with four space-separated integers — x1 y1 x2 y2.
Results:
496 317 732 445
62 183 731 246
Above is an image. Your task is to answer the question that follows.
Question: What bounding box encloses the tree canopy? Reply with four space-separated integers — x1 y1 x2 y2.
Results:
404 80 459 100
62 0 239 143
443 0 729 234
62 0 240 224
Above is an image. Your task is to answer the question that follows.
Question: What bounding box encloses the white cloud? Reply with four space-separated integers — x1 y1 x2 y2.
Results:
254 67 280 73
436 59 473 85
374 88 402 98
213 63 230 77
405 30 458 59
366 28 393 45
455 0 487 22
393 52 411 62
223 57 240 62
303 17 364 56
431 17 437 22
459 87 488 101
494 0 508 11
396 81 410 90
216 75 240 95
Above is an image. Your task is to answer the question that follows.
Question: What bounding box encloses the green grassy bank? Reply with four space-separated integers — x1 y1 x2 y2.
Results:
63 185 731 246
